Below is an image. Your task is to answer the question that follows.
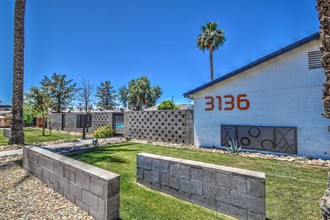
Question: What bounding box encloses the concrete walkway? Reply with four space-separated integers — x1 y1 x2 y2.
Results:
0 149 23 157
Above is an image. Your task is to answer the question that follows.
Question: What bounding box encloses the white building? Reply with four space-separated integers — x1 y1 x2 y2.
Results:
184 33 330 159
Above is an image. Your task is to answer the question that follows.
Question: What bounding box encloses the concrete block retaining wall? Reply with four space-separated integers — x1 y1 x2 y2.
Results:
124 110 194 144
23 146 120 220
137 153 266 220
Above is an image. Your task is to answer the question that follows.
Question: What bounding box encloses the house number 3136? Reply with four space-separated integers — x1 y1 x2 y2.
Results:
204 94 250 111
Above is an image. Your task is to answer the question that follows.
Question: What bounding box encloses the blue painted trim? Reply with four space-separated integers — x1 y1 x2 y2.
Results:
184 32 320 98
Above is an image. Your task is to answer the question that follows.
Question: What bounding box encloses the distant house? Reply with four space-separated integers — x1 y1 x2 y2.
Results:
184 33 330 158
0 105 12 112
0 114 12 127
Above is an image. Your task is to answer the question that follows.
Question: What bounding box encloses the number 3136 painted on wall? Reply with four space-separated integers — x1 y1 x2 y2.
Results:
205 94 250 111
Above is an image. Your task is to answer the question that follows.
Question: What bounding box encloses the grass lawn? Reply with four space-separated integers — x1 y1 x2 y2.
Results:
68 142 328 220
0 128 79 146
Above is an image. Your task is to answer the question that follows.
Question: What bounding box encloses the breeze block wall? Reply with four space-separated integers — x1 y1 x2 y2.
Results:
124 110 194 144
137 153 266 220
23 146 120 220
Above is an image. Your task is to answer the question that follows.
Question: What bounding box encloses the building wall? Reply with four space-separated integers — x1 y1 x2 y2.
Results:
49 112 114 134
124 110 194 144
192 39 330 158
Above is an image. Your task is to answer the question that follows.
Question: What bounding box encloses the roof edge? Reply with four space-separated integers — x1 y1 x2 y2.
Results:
184 32 320 98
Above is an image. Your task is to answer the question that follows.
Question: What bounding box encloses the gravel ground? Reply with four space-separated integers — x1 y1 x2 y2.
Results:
0 156 93 220
0 144 23 152
131 139 330 167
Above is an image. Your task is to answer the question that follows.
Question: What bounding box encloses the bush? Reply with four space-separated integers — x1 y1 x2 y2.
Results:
93 125 113 138
157 100 179 110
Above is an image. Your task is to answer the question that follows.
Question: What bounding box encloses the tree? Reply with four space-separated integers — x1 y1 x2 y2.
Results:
96 81 118 110
25 86 52 136
316 0 330 118
41 73 77 112
77 79 94 112
119 76 162 110
9 0 26 145
197 21 226 81
157 100 179 110
23 98 34 126
119 86 129 109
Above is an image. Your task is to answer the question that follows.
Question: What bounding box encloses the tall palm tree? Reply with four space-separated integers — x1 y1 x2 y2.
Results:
316 0 330 119
9 0 26 145
197 22 226 81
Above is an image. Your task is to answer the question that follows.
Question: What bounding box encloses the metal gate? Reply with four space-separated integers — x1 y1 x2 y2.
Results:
113 113 124 136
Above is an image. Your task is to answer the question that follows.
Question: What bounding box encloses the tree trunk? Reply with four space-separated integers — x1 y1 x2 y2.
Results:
209 44 214 81
42 115 45 136
316 0 330 118
317 1 330 218
9 0 26 145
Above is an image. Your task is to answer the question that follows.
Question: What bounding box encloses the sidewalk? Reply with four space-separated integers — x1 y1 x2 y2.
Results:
0 149 23 157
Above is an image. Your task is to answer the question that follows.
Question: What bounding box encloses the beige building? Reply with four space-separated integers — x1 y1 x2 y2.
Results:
0 115 12 127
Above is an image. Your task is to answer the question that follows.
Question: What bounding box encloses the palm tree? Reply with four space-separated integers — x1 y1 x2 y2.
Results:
9 0 26 145
316 0 330 119
197 22 226 81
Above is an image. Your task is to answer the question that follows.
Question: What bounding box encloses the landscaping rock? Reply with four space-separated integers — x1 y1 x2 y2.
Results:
0 155 93 219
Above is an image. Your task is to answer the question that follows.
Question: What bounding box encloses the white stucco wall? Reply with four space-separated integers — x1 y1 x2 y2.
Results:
192 39 330 158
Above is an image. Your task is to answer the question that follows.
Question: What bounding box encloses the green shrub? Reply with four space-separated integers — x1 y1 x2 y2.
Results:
157 100 179 110
93 125 113 138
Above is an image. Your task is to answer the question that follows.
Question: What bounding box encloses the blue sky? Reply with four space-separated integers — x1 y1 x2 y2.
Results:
0 0 319 106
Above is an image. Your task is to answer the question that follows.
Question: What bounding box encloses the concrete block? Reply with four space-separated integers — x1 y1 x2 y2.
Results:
89 207 105 220
231 190 265 214
97 197 105 213
107 176 120 197
203 184 217 199
136 168 144 180
191 168 216 186
109 211 120 220
59 176 69 193
64 166 76 182
248 210 266 220
69 182 82 200
215 187 231 203
216 171 232 188
217 202 248 220
90 177 105 197
75 170 90 190
107 195 120 216
41 167 50 180
231 175 247 192
137 156 152 170
191 194 216 210
159 173 169 185
169 176 180 189
170 163 190 179
144 170 160 183
64 191 75 204
82 190 98 211
49 171 59 187
152 160 169 173
54 162 64 177
75 199 90 214
170 188 190 201
247 179 265 197
180 178 203 195
45 159 54 172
